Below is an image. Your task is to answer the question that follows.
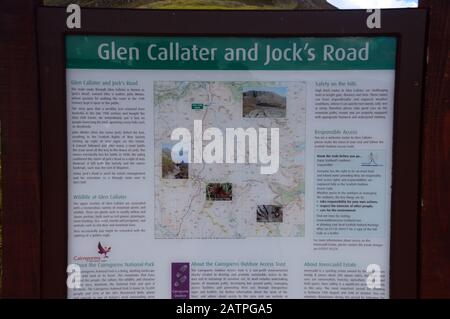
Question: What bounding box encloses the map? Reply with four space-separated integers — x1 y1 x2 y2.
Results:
154 81 306 239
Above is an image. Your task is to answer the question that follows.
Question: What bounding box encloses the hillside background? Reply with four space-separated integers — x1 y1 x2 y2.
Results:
44 0 336 10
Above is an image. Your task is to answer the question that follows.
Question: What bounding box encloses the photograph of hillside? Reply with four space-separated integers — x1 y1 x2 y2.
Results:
162 143 189 179
243 87 287 118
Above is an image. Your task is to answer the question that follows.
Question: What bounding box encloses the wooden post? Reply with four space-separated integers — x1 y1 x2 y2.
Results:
419 0 450 298
0 0 42 298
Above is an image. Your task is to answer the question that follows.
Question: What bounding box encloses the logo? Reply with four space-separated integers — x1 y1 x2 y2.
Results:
361 152 383 167
172 263 190 299
72 242 112 262
98 242 111 258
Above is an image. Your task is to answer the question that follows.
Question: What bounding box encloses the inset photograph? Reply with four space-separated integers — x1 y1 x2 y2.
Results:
162 143 189 179
206 183 232 201
243 86 287 118
257 205 283 222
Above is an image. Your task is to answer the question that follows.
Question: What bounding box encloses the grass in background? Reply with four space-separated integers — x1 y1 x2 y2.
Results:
44 0 301 10
139 0 296 9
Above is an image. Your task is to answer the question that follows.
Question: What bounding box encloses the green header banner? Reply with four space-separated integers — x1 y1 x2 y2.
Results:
66 35 396 70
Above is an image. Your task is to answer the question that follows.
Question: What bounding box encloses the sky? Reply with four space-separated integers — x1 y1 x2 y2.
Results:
328 0 418 9
243 87 288 97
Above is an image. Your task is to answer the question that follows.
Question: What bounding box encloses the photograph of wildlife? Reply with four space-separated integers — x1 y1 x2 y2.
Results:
243 86 287 118
257 205 283 222
161 143 189 179
206 183 232 201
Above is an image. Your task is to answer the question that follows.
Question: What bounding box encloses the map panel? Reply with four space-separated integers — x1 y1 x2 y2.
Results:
154 81 306 239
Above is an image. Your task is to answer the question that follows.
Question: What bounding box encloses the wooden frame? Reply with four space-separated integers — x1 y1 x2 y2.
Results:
0 0 42 298
418 0 450 298
34 7 427 298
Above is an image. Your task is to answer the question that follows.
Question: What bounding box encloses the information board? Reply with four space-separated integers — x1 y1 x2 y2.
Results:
66 35 396 299
33 7 427 299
